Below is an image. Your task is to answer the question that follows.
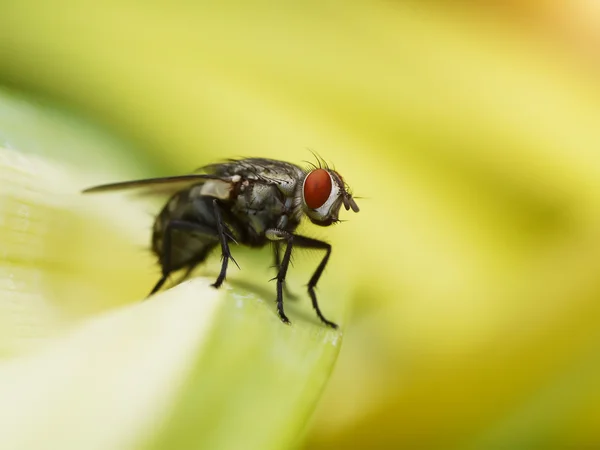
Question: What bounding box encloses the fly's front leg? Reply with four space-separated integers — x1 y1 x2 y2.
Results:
266 229 337 328
211 199 240 288
296 236 337 329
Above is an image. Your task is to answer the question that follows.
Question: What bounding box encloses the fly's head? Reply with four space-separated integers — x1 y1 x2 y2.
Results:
299 168 359 226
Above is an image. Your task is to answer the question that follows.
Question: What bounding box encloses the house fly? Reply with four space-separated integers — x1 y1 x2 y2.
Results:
82 157 359 328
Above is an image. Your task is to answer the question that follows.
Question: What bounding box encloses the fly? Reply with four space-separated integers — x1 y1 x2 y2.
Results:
82 157 359 328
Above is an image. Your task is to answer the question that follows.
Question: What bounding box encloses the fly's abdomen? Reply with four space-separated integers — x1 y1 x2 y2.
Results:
151 191 219 272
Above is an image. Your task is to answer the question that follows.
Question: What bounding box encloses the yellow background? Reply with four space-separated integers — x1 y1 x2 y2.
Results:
1 1 600 448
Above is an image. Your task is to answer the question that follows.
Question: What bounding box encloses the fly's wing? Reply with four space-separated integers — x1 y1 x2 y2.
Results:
200 158 305 195
82 173 236 200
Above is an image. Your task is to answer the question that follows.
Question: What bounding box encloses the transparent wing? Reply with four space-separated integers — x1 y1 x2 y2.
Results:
82 174 225 197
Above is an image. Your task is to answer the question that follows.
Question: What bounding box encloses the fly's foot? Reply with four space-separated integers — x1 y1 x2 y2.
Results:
212 252 239 288
276 283 291 325
321 318 338 329
277 309 291 325
308 287 338 329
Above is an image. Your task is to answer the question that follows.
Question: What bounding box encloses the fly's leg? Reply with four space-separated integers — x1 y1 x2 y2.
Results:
266 230 293 324
299 237 337 329
266 229 337 328
211 199 240 288
173 264 197 286
176 217 237 286
149 275 169 297
273 242 298 300
148 219 230 296
149 220 216 296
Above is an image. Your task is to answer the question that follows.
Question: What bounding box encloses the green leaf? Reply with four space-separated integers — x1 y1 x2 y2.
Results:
0 87 344 450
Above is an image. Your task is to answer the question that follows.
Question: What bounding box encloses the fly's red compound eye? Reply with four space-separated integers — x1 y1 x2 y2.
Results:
303 169 332 209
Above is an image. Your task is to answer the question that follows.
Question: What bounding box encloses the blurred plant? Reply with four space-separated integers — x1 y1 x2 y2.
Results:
1 1 600 449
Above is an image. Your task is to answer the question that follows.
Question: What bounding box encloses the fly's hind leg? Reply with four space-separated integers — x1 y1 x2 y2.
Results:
148 219 228 297
210 199 240 289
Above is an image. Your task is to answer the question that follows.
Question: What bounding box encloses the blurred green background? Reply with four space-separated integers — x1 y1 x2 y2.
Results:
1 0 600 448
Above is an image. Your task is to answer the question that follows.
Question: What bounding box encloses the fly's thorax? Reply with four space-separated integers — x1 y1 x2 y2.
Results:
209 158 304 197
230 180 295 238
